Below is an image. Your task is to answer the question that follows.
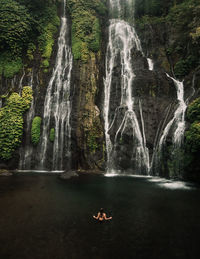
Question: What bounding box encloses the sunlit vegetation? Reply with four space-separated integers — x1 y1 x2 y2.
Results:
0 87 33 160
67 0 106 62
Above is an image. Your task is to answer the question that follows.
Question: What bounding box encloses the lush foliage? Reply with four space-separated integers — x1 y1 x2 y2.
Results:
37 5 60 68
0 53 23 78
67 0 106 62
0 0 60 77
0 87 33 160
31 116 42 145
0 0 32 77
186 97 200 123
185 122 200 153
50 128 55 142
0 0 33 54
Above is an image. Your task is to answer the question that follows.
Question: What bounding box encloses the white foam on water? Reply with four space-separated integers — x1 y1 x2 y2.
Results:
147 177 195 190
16 170 64 174
104 171 151 178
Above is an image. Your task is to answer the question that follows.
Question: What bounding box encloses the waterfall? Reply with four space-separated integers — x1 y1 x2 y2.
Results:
151 74 187 176
18 68 25 94
39 0 73 170
104 0 150 174
159 74 186 148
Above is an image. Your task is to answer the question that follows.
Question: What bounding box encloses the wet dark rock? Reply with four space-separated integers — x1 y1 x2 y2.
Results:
59 171 79 180
0 169 13 176
77 169 104 176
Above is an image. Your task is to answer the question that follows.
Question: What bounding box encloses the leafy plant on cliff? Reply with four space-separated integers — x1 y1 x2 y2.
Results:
31 116 42 145
50 128 55 142
186 97 200 123
184 98 200 175
0 87 33 160
185 98 200 151
185 122 200 153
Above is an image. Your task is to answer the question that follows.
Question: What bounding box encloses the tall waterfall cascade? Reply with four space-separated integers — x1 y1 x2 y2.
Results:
104 0 188 176
39 0 73 170
104 0 150 174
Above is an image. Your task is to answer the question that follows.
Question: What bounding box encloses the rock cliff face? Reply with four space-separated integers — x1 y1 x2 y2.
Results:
71 53 105 171
135 13 200 179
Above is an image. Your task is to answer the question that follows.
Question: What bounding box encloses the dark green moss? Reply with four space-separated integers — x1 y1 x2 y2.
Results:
31 116 42 146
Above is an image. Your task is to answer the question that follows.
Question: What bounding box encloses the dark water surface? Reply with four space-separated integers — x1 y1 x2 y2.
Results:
0 174 200 259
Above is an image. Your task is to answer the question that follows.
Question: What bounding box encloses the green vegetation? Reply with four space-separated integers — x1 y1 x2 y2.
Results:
185 122 200 153
31 116 42 145
67 0 106 62
0 0 60 77
87 131 98 153
37 6 60 68
183 98 200 177
185 98 200 152
0 0 31 77
0 53 23 78
50 128 55 142
0 87 33 160
186 97 200 123
0 0 33 55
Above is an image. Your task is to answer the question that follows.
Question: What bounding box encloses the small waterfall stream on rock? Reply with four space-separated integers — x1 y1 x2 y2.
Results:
104 0 150 174
39 0 73 170
19 71 35 170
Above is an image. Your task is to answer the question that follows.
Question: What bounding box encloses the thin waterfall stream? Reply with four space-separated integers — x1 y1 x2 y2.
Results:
19 71 35 170
39 0 72 171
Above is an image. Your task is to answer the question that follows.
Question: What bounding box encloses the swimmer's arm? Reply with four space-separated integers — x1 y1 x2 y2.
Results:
104 213 112 220
93 212 100 219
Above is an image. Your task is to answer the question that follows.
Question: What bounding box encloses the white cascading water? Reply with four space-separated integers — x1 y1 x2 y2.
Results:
147 58 154 71
40 0 73 170
104 0 150 174
158 74 186 148
151 73 187 174
18 69 25 94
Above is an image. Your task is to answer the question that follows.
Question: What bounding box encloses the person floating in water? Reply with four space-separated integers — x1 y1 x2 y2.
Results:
93 208 112 221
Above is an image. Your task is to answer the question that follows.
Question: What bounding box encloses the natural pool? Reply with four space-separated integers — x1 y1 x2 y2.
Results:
0 173 199 259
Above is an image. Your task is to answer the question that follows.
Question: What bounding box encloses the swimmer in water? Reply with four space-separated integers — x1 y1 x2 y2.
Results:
93 208 112 221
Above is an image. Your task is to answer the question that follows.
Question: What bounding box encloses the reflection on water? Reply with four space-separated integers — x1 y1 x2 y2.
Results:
0 174 200 259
